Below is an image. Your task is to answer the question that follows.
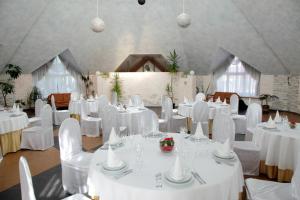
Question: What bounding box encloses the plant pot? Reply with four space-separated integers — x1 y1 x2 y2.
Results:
262 105 270 113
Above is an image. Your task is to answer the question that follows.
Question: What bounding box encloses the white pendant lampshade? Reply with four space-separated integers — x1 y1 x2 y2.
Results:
91 17 105 32
91 0 105 33
189 70 195 75
177 13 191 28
177 0 191 28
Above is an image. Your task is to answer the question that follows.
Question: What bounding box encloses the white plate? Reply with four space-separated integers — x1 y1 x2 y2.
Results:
263 125 277 129
108 141 123 147
190 136 208 141
213 150 235 160
102 161 127 171
164 171 192 184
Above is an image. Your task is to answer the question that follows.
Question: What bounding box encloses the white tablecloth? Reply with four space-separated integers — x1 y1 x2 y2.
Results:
178 102 230 120
88 134 244 200
253 123 300 170
0 111 29 134
69 100 99 115
118 107 148 135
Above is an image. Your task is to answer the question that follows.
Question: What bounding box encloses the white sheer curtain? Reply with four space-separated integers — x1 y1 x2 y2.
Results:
32 56 83 98
214 57 261 97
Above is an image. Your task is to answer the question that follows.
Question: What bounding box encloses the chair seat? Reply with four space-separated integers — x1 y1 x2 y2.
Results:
56 110 70 113
158 118 167 124
233 141 260 151
82 116 102 122
63 152 92 171
172 115 186 120
246 178 293 200
28 117 41 123
23 126 42 132
62 193 90 200
172 109 178 114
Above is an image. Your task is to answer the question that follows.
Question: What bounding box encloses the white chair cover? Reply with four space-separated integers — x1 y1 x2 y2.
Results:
98 95 109 119
163 97 186 132
59 118 92 194
195 93 206 101
102 105 124 142
19 156 36 200
230 94 239 114
35 99 44 117
191 101 209 136
160 95 167 119
245 103 262 140
71 92 79 101
292 156 300 200
111 92 118 106
212 113 235 144
81 101 101 137
51 95 70 125
21 104 54 150
140 110 159 135
131 95 143 107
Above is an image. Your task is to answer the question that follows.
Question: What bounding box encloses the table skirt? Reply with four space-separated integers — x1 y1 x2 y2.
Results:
259 160 293 182
0 129 22 156
70 113 81 122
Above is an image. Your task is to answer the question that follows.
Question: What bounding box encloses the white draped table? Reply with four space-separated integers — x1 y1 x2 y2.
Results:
88 134 244 200
178 102 230 120
0 111 29 156
69 100 99 120
118 107 148 135
253 123 300 182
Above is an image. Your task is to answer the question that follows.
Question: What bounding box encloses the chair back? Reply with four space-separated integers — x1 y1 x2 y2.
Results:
111 92 118 106
292 155 300 200
35 99 44 117
102 105 121 142
98 95 109 118
131 95 143 107
71 92 79 101
41 104 53 128
246 103 262 129
19 156 36 200
161 95 167 118
58 118 82 161
141 110 159 135
212 113 235 143
192 101 209 123
195 93 206 101
230 94 239 114
50 95 56 111
80 101 89 119
164 97 173 131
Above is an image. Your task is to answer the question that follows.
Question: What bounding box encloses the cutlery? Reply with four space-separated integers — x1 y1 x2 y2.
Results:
114 169 133 179
192 171 206 184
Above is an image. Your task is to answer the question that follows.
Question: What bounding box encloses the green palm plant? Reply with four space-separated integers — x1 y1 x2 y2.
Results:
166 50 180 105
112 73 122 102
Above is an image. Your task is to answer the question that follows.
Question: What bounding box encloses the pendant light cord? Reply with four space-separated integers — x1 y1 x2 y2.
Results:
96 0 99 17
182 0 185 13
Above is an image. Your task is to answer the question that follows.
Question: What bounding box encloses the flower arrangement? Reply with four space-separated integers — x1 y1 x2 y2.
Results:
159 137 175 152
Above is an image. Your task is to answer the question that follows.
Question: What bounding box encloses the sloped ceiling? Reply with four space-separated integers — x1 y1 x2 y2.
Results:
0 0 299 74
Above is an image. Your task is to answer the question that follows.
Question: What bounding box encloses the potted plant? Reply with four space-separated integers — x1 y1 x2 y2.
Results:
166 50 180 108
111 73 122 103
259 94 279 113
27 86 42 108
0 64 22 107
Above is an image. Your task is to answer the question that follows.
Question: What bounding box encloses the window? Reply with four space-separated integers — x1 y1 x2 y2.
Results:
215 57 260 97
36 57 81 98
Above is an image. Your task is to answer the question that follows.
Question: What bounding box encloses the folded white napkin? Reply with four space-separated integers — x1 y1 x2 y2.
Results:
140 101 144 108
95 94 99 99
217 138 231 157
216 97 221 103
80 94 84 100
16 105 20 113
170 156 184 181
12 103 16 111
184 96 189 104
267 116 276 128
107 145 123 168
109 127 120 145
274 110 281 123
223 99 227 105
128 99 133 107
194 122 206 139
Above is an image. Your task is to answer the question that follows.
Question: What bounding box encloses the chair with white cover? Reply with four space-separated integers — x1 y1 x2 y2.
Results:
102 105 127 142
97 95 109 119
212 112 235 143
28 99 44 126
191 101 209 136
19 156 90 200
71 92 79 101
140 110 159 135
81 101 101 137
131 95 143 107
59 118 92 194
111 91 118 106
21 104 54 150
230 94 239 114
245 103 262 141
195 92 206 102
233 104 261 175
159 97 186 132
51 95 70 125
245 155 300 200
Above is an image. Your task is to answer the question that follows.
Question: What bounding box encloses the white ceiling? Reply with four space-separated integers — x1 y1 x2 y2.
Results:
0 0 299 74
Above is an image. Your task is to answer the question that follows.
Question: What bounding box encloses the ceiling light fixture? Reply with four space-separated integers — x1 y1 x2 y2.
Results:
177 0 191 28
138 0 146 5
91 0 105 33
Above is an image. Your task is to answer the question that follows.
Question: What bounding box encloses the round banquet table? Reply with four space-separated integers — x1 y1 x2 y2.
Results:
118 107 148 135
69 100 99 119
178 102 230 120
253 122 300 182
0 111 29 156
88 134 244 200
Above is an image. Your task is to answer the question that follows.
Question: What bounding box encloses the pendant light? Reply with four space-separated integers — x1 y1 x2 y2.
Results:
177 0 191 28
138 0 146 5
91 0 105 32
